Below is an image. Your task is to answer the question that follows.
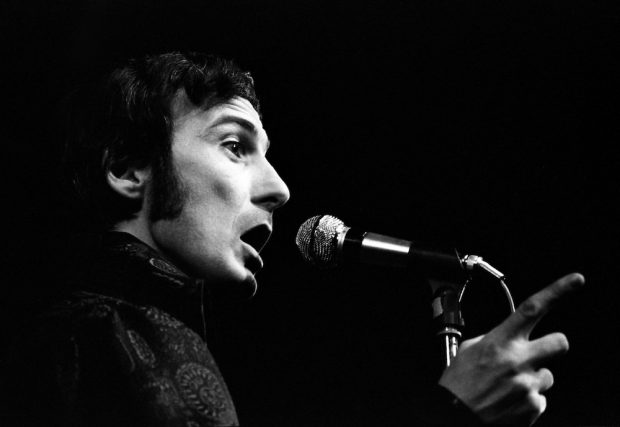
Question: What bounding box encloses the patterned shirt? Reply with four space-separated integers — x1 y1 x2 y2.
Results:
3 232 239 427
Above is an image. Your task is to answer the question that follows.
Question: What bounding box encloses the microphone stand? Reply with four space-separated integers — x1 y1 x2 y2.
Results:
430 281 466 368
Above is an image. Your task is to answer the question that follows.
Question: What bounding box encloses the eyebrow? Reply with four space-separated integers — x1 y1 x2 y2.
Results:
210 115 257 133
207 114 271 151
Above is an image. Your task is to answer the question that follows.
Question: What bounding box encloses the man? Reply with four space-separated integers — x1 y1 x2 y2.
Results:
4 52 583 426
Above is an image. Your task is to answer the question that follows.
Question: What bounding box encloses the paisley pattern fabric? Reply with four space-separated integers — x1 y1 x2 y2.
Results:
3 232 239 427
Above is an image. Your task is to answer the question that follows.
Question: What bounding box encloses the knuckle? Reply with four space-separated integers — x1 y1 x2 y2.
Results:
512 375 533 395
526 392 538 408
477 341 518 372
530 392 546 415
516 393 547 426
518 298 544 320
514 392 546 426
523 392 544 414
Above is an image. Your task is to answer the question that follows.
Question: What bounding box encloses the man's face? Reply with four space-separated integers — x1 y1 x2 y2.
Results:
148 94 290 293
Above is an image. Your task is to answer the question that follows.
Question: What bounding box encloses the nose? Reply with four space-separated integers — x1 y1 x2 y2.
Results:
252 158 290 211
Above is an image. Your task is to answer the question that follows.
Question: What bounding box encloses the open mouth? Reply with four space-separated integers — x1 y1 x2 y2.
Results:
240 224 272 274
240 224 272 255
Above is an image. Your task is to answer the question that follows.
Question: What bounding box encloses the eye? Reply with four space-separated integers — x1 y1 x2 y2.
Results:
224 141 245 158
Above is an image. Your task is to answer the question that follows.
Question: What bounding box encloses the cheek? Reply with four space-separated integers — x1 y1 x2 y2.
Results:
212 179 237 203
173 152 249 220
207 166 249 207
180 172 248 235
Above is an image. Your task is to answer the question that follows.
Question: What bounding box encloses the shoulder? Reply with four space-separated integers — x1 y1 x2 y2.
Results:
39 291 215 373
44 291 146 324
46 293 239 425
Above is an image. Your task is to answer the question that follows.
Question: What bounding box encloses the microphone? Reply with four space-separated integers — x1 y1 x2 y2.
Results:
295 215 505 282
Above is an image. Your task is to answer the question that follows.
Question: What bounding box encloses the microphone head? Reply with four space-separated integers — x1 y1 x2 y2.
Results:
295 215 347 268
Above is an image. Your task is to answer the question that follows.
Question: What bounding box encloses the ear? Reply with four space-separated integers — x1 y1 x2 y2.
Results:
106 161 151 200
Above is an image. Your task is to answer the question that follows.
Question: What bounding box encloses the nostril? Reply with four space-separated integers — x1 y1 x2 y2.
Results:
264 193 289 212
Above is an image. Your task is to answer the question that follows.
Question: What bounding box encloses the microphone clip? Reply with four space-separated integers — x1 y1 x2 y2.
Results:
461 254 505 280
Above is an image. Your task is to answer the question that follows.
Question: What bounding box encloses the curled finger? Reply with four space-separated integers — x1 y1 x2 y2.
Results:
536 368 554 393
528 332 569 367
505 391 547 426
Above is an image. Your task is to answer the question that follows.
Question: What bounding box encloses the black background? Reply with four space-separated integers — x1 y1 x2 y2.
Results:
2 0 619 425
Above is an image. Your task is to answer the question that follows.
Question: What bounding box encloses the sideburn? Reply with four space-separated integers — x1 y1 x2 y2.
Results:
148 152 188 222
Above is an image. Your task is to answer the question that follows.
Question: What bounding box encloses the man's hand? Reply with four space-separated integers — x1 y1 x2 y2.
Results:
438 273 585 426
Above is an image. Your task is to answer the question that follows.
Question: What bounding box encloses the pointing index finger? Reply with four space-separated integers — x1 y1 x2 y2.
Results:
494 273 585 340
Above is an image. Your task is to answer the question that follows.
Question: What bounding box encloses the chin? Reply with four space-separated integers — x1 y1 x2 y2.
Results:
242 275 258 298
233 268 258 298
202 266 258 300
208 275 257 301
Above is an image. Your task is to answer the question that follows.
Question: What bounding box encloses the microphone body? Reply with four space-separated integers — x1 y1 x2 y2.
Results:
341 228 467 282
296 215 468 283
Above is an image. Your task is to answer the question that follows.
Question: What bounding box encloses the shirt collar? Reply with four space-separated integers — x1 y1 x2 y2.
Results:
82 231 207 335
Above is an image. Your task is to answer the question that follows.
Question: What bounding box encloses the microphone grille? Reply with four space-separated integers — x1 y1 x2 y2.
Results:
295 215 346 268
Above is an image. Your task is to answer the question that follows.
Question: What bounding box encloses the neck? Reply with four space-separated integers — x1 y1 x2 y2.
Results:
112 213 158 251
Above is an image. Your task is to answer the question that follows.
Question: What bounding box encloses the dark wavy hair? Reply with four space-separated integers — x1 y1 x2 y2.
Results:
63 52 259 226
